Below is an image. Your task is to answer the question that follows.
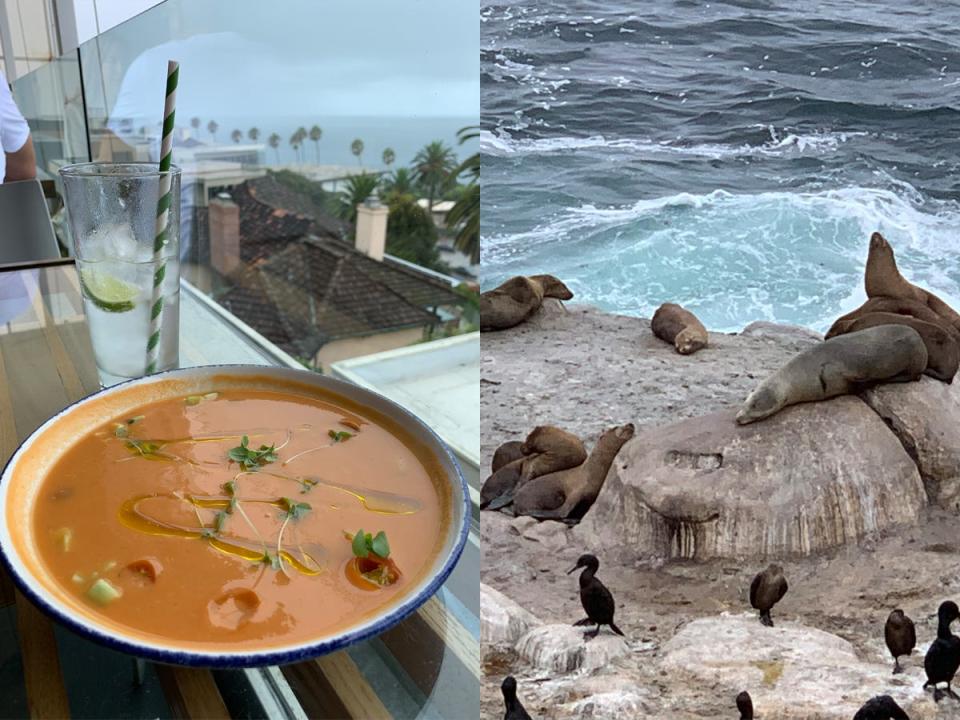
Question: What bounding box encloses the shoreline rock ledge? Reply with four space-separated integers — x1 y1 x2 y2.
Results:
576 398 926 561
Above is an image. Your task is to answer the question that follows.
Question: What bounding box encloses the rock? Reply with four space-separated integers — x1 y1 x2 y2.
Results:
741 321 825 342
562 691 651 719
862 377 960 510
516 623 630 673
480 306 820 471
659 615 934 719
510 516 538 536
521 520 572 551
481 583 541 650
576 399 926 560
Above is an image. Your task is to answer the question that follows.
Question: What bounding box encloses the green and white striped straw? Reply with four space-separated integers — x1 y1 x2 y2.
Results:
146 59 179 374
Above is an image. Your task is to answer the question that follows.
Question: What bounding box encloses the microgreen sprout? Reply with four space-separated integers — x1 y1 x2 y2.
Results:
228 435 279 470
328 430 353 443
349 529 390 559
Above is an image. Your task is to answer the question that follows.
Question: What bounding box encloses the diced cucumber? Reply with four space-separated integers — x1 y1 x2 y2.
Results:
71 573 84 584
185 395 203 406
86 578 122 605
203 392 219 401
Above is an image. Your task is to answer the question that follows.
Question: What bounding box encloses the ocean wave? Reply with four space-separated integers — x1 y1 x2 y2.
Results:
481 184 960 332
481 127 867 159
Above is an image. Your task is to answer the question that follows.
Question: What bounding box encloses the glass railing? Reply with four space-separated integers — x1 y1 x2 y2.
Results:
10 0 480 373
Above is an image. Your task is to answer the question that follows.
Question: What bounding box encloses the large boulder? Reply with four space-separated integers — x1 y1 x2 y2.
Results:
659 615 935 719
515 623 630 673
481 583 541 650
862 378 960 510
576 398 926 560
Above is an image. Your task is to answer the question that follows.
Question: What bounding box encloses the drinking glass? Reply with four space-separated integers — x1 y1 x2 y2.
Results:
59 162 181 386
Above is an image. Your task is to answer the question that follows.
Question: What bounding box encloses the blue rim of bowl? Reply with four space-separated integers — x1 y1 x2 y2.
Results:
0 364 471 668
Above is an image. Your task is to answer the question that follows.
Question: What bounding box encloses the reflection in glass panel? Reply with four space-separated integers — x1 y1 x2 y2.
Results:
76 0 479 372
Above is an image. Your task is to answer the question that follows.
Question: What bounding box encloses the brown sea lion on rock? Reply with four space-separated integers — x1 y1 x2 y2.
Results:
481 426 586 510
736 325 927 425
480 274 573 331
651 303 708 355
826 295 960 342
492 441 525 472
511 423 635 523
866 232 960 333
832 312 959 383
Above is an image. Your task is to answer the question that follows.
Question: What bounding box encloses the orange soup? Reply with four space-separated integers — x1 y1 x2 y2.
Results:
32 387 448 649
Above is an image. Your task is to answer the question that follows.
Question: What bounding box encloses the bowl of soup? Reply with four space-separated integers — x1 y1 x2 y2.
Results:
0 365 469 667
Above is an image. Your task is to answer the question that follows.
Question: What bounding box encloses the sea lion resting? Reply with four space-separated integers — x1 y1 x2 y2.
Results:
865 231 960 334
480 426 586 510
480 274 573 331
829 311 958 383
651 303 708 355
511 423 635 522
827 296 960 342
736 325 927 425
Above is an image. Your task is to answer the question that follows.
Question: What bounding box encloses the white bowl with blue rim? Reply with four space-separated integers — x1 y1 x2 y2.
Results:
0 365 470 667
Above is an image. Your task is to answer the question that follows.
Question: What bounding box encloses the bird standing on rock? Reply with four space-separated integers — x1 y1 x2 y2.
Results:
749 564 788 627
852 694 910 719
924 600 960 702
501 676 533 720
567 553 624 639
736 690 753 719
884 609 916 675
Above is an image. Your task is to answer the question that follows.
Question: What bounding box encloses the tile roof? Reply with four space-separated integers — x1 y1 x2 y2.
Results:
213 174 463 357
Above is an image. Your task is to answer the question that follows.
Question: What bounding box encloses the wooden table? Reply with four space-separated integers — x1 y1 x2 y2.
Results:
0 259 479 719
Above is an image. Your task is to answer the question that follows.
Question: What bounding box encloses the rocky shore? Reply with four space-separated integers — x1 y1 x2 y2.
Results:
480 302 960 719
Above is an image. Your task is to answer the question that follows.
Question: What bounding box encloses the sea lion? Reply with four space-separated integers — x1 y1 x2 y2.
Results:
511 423 635 522
481 426 586 510
480 274 573 331
492 441 525 472
749 563 788 627
651 303 708 354
826 296 960 342
735 325 927 425
567 554 624 638
885 609 916 675
865 232 960 333
831 312 958 383
736 691 753 720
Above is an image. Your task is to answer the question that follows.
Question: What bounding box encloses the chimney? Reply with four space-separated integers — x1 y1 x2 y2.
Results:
209 193 241 276
355 196 388 261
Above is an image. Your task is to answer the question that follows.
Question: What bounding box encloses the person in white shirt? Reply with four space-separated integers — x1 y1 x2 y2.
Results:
0 72 35 183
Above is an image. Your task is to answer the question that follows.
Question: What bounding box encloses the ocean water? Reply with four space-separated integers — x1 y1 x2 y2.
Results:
480 0 960 332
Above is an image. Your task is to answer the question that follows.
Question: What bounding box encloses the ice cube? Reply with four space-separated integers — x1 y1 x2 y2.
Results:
87 223 140 261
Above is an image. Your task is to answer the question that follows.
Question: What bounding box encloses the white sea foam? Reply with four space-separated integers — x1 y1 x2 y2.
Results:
481 185 960 333
481 128 867 159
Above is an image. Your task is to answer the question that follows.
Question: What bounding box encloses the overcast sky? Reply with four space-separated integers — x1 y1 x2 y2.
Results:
89 0 478 120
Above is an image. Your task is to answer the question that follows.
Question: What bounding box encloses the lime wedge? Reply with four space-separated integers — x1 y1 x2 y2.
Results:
79 268 139 313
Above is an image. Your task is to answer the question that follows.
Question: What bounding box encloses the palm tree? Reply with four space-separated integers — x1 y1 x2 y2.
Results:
350 138 364 165
447 126 479 264
338 173 380 224
268 133 281 163
289 132 302 164
413 140 456 212
190 117 201 132
230 129 242 144
248 127 260 143
380 167 415 201
382 147 395 167
309 125 322 164
207 120 219 142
